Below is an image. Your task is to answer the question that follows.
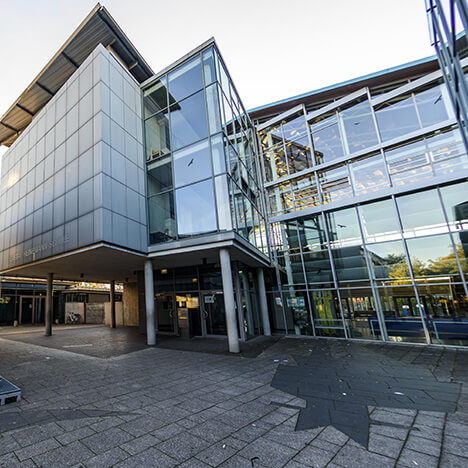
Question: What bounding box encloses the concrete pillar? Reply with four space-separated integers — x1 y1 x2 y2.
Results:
256 268 271 336
144 259 156 345
233 263 246 341
45 273 53 336
219 248 240 353
241 271 255 336
110 280 116 328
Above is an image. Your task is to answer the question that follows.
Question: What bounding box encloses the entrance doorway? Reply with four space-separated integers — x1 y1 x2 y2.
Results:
202 292 226 335
19 296 46 324
155 293 177 334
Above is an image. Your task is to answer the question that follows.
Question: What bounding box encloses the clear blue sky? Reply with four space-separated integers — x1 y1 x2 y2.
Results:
0 0 435 161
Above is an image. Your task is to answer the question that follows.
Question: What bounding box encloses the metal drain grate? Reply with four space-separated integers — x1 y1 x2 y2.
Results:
0 377 21 405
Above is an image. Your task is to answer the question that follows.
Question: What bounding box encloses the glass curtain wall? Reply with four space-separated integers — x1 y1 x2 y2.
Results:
143 46 268 254
266 181 468 345
260 81 467 219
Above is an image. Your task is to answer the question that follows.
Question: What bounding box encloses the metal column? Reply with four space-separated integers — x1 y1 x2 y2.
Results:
256 268 271 336
219 248 240 353
144 259 156 346
110 280 116 329
241 270 256 337
45 273 53 336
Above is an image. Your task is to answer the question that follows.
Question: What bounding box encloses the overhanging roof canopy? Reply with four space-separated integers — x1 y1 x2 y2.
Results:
0 3 153 147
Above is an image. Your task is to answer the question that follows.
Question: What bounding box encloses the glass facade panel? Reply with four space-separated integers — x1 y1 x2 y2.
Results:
173 139 211 188
341 100 379 152
319 165 352 204
396 189 447 237
170 91 208 150
377 285 427 343
211 133 226 175
429 128 468 176
440 181 468 232
202 47 216 85
358 199 401 243
309 289 345 338
417 283 468 344
340 287 379 340
145 110 171 160
214 176 232 231
375 93 420 141
167 56 203 102
176 179 217 236
310 112 344 164
406 234 462 283
147 156 172 196
414 83 449 128
206 84 222 135
350 153 389 196
366 240 411 283
385 139 432 187
148 192 176 244
144 77 168 118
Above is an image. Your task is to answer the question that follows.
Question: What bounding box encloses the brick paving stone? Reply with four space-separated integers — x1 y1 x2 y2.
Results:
55 425 96 445
439 451 468 467
114 447 177 467
157 432 211 462
81 427 133 453
83 447 129 468
120 433 159 456
14 437 60 461
332 443 395 467
405 434 441 457
292 445 336 467
368 432 404 459
238 437 297 468
398 448 439 468
443 434 468 458
32 440 94 467
195 442 238 466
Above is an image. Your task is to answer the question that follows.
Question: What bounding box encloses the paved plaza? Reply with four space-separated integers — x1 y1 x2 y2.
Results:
0 327 467 467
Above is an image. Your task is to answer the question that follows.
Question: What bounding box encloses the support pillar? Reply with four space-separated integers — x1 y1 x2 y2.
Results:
144 260 156 345
110 280 116 329
241 271 255 336
256 268 271 336
233 263 246 341
219 248 240 353
45 273 53 336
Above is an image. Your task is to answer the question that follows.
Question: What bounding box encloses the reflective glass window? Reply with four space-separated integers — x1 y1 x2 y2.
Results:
310 112 344 164
206 84 222 135
170 91 208 150
319 165 352 204
264 145 288 181
406 234 462 282
202 47 216 85
452 235 468 280
144 111 170 160
341 100 379 152
358 199 401 243
291 176 319 211
415 83 449 128
326 207 362 248
385 139 432 186
375 94 420 141
396 189 448 237
148 192 176 244
211 133 226 175
144 77 168 118
350 153 389 196
167 56 203 102
366 240 411 282
147 155 172 196
173 139 211 187
309 289 345 338
214 175 232 231
429 128 468 176
176 179 217 236
440 181 468 232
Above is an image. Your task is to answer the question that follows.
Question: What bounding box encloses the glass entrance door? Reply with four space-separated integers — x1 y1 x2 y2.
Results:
202 292 227 335
34 297 46 324
155 293 177 334
20 297 34 324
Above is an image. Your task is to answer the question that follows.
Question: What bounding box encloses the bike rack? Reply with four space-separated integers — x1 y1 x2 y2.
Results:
0 376 21 405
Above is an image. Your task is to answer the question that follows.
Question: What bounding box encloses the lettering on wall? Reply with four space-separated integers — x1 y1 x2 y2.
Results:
8 234 71 265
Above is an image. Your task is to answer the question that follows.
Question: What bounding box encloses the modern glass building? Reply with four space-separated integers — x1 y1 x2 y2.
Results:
0 4 467 349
